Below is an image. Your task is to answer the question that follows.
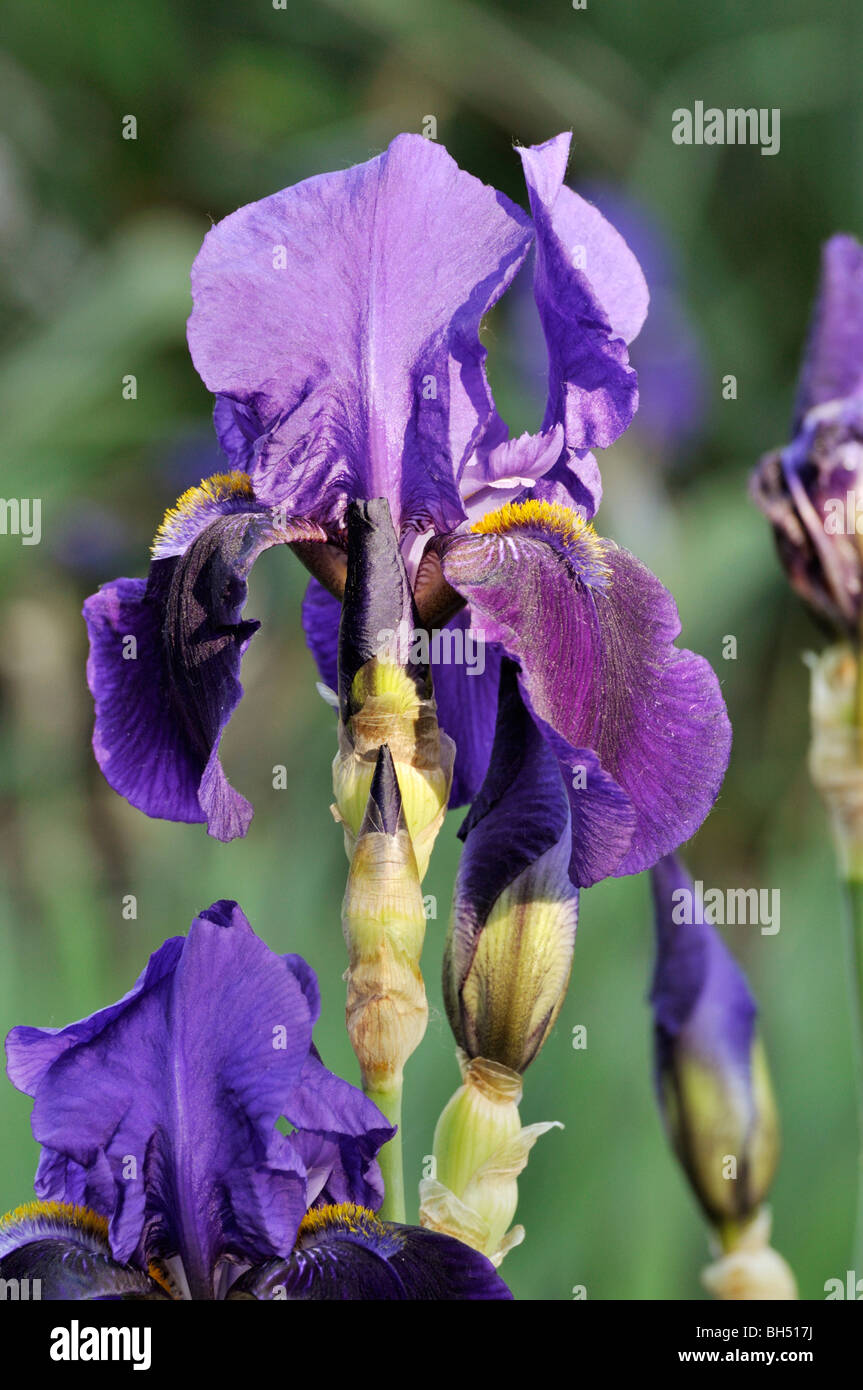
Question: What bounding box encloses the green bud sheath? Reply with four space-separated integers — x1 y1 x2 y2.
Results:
342 744 428 1221
419 1051 561 1266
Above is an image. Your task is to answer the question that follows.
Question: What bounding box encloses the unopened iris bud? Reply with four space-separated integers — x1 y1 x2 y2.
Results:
443 660 578 1072
751 235 863 638
651 854 779 1230
421 663 571 1263
651 855 795 1298
333 498 453 877
342 743 428 1108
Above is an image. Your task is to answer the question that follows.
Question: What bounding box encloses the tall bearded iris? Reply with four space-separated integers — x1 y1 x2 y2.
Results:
0 901 510 1300
83 131 730 881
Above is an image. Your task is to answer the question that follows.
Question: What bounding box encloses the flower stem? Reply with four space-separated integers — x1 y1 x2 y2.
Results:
840 876 863 1272
366 1079 405 1223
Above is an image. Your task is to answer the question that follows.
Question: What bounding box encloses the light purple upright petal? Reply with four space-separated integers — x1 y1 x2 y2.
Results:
517 133 644 453
187 134 534 535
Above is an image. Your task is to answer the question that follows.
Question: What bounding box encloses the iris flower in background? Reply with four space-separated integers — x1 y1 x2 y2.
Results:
751 234 863 637
0 901 510 1300
83 130 729 885
650 855 795 1300
751 233 863 1277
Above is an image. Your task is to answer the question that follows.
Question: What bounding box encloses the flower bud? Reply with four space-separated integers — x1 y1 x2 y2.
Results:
751 235 863 637
419 1052 561 1267
650 854 780 1230
333 499 453 877
342 743 428 1097
443 659 577 1072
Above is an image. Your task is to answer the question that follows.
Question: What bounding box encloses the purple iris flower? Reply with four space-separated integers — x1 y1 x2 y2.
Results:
0 901 510 1300
650 855 779 1227
84 131 729 881
751 234 863 636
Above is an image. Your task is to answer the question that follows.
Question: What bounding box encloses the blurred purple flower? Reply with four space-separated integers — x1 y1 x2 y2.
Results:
751 234 863 636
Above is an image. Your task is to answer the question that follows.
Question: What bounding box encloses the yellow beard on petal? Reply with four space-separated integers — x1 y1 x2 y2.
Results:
151 470 256 555
296 1203 383 1242
0 1200 110 1244
471 498 611 584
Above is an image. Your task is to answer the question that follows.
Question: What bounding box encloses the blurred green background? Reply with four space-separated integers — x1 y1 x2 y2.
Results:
1 0 861 1300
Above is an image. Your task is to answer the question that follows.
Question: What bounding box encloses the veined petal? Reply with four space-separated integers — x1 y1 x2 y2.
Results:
227 1204 511 1300
187 133 533 535
83 472 326 841
0 1203 167 1300
442 501 731 877
5 902 389 1300
518 133 644 454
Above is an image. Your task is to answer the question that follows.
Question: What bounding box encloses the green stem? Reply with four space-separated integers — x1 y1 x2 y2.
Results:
366 1078 406 1223
840 877 863 1273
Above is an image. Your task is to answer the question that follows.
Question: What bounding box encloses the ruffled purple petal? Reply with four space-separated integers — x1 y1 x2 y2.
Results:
5 902 389 1299
795 234 863 426
442 511 731 877
227 1205 512 1300
187 133 533 536
517 133 645 456
84 475 326 841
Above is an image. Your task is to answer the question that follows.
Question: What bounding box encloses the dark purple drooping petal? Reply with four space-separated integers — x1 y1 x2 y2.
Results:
5 902 392 1300
518 133 647 462
442 506 731 879
187 133 533 537
84 473 327 841
227 1205 512 1300
338 498 428 719
0 1204 169 1301
301 575 504 808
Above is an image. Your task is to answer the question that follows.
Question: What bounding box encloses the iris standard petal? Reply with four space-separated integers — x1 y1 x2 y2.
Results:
442 501 731 877
84 472 326 841
227 1204 511 1300
187 133 533 536
5 902 389 1299
518 133 645 456
0 1203 168 1300
794 234 863 427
